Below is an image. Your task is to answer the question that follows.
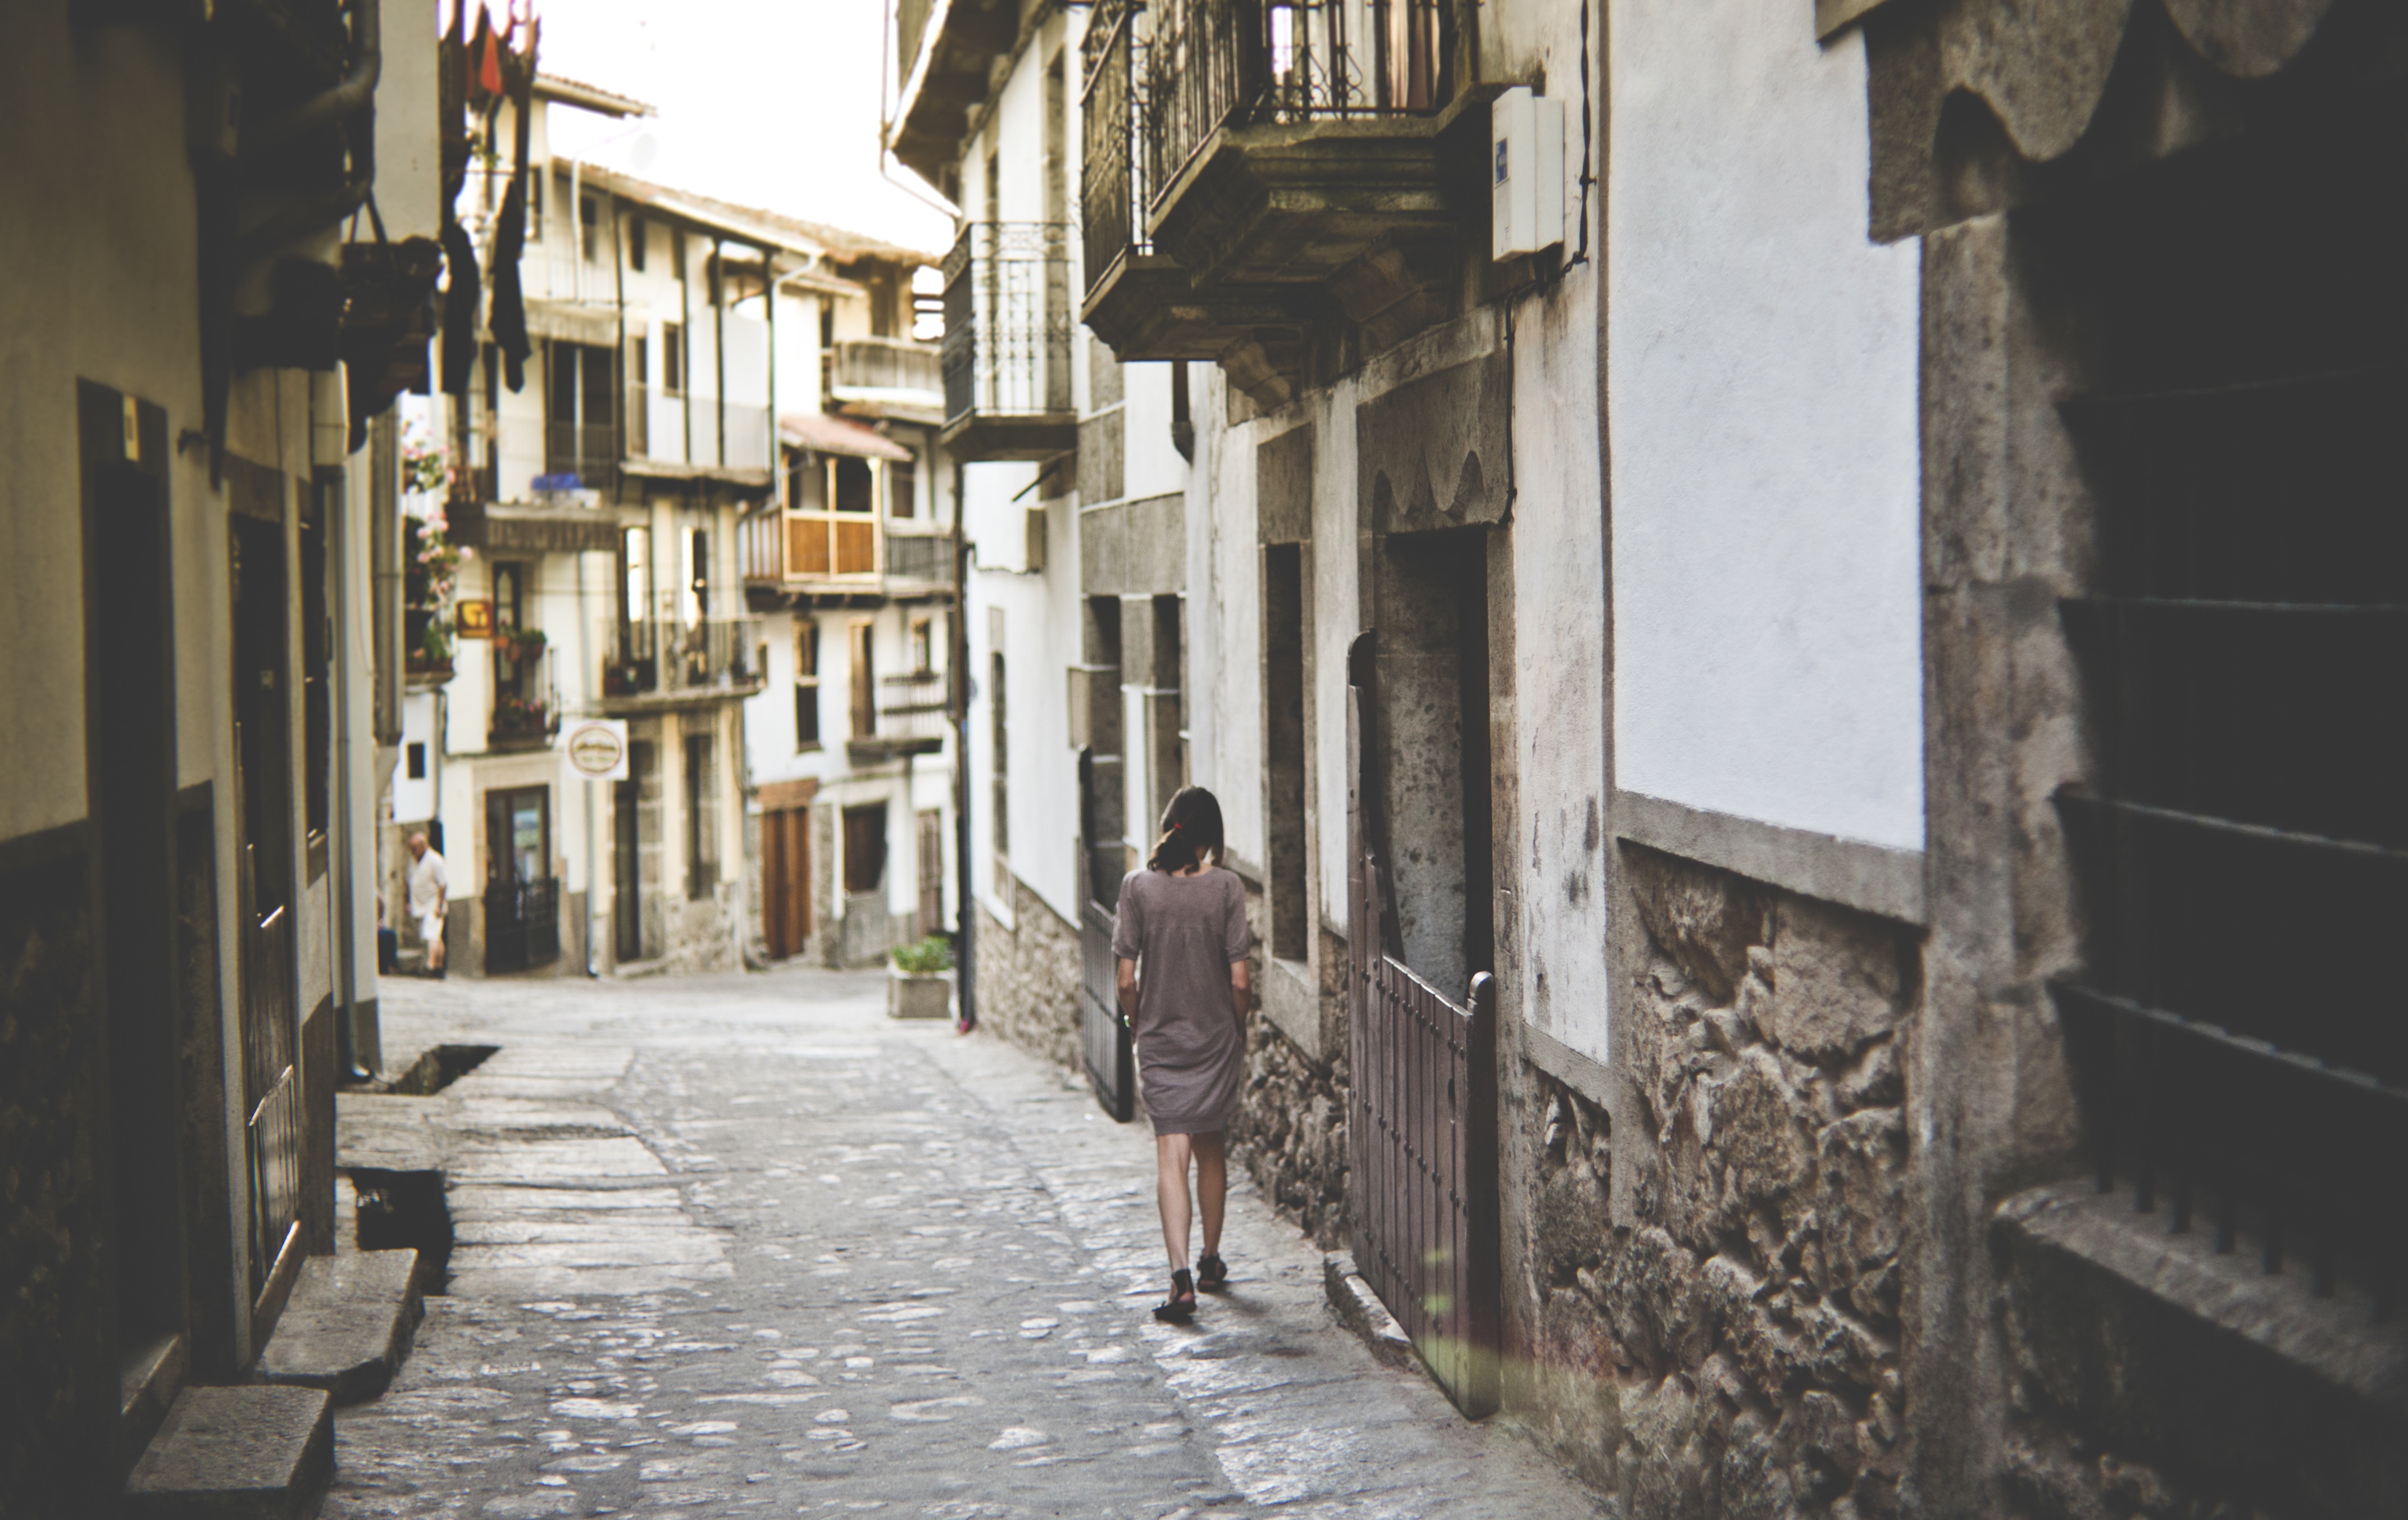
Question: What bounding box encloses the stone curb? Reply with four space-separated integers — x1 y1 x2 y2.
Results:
1322 1250 1416 1369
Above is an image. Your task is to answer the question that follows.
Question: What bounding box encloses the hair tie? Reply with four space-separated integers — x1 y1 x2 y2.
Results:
1169 822 1182 833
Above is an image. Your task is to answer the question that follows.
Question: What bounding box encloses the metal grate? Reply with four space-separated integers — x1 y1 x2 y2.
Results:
240 881 301 1296
2054 364 2408 1316
1078 748 1136 1121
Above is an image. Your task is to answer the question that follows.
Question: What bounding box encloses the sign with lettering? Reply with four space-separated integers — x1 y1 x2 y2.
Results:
564 719 630 780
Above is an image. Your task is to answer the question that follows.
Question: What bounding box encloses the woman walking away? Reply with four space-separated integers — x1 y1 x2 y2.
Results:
1114 786 1251 1324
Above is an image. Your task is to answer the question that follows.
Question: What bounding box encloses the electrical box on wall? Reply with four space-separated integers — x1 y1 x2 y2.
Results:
1491 87 1566 260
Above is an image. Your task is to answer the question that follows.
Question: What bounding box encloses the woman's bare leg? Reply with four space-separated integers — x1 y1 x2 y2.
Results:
1195 1133 1227 1258
1155 1134 1194 1271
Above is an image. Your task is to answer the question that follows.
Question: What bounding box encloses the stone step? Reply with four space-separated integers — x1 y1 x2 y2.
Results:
257 1249 424 1405
124 1385 332 1520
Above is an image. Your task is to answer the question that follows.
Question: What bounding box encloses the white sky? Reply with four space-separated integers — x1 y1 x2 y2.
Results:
531 0 956 256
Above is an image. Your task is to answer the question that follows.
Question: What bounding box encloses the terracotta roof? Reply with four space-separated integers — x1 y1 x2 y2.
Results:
781 412 913 462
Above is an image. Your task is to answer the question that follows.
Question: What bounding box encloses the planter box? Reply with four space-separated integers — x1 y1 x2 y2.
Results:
888 966 954 1020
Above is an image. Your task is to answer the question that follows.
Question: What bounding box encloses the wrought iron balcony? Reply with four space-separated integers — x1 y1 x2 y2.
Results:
1081 0 1489 407
940 222 1078 461
602 616 764 705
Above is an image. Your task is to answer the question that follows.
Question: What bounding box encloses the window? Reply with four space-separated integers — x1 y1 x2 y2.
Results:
1265 546 1308 959
629 213 647 271
544 342 617 480
579 193 599 260
849 620 876 740
684 527 709 624
911 617 934 676
685 730 717 899
794 620 821 749
671 226 686 281
634 335 650 390
990 642 1009 882
1150 594 1185 825
782 456 880 579
662 322 684 394
890 459 917 520
406 742 426 780
843 804 889 895
833 456 874 515
621 526 651 629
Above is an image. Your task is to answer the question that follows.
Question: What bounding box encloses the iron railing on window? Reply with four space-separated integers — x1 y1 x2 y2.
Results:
1144 0 1449 207
544 421 617 489
942 222 1075 425
603 616 763 696
876 670 950 746
1081 0 1152 292
884 531 955 585
2053 363 2408 1318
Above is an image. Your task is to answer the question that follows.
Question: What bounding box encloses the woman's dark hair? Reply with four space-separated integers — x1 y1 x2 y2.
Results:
1146 786 1226 874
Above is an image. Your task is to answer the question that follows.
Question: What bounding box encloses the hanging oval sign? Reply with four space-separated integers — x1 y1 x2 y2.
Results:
565 719 630 780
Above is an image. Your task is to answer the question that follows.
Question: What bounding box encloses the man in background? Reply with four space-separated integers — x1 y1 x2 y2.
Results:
407 831 450 977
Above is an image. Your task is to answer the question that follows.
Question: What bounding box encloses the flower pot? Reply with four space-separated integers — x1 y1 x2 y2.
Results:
887 966 954 1020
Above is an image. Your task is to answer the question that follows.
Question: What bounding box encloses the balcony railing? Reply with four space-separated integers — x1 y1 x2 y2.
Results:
1082 0 1153 292
544 421 618 490
605 616 764 700
852 670 949 758
1149 0 1450 196
489 643 559 750
832 338 943 401
885 532 955 586
941 222 1077 458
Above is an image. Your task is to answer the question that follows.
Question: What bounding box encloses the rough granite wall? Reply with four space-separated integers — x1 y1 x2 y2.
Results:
973 874 1080 1072
1227 1015 1350 1248
0 847 111 1514
1227 903 1353 1249
1523 843 1915 1519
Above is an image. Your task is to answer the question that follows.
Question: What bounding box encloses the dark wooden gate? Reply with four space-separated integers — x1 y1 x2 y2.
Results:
1345 635 1501 1416
239 845 302 1303
1078 748 1136 1121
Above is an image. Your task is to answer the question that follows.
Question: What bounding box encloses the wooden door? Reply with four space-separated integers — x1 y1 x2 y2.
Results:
916 809 944 936
761 807 812 959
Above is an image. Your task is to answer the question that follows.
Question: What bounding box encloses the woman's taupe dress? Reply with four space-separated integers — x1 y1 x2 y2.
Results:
1112 866 1250 1135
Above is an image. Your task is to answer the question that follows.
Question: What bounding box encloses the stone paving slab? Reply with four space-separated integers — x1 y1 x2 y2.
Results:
326 966 1604 1519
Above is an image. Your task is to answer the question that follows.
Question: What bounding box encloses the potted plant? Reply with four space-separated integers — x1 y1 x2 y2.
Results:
887 935 955 1020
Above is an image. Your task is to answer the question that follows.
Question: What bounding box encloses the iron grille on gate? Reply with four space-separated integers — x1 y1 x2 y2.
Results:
1144 0 1449 203
484 873 561 973
1344 638 1500 1415
239 849 302 1298
1080 0 1150 293
940 222 1075 426
2054 364 2408 1316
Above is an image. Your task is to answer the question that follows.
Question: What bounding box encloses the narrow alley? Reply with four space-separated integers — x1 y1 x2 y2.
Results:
329 968 1603 1518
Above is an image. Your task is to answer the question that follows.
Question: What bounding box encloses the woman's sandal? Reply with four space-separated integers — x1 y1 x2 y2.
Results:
1153 1268 1198 1323
1196 1252 1230 1293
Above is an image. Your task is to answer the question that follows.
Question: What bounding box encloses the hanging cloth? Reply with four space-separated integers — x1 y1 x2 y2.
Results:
440 219 482 396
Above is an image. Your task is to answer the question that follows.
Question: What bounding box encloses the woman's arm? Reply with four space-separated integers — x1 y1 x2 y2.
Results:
1230 959 1250 1025
1117 957 1139 1026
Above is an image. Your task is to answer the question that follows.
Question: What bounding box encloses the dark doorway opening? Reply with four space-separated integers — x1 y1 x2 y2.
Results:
87 403 186 1389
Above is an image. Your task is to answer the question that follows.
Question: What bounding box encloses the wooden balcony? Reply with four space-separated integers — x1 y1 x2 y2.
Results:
739 509 956 602
1078 0 1491 406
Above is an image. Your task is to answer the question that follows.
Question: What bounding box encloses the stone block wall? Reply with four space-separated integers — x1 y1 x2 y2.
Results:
1226 902 1352 1249
1518 843 1917 1518
973 873 1080 1072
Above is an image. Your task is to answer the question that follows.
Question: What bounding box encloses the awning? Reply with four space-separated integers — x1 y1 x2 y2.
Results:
781 411 913 463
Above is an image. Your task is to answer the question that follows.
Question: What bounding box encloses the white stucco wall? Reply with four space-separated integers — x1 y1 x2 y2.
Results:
1605 5 1923 852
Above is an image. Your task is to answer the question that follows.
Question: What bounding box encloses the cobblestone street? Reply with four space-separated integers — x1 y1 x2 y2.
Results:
330 967 1603 1519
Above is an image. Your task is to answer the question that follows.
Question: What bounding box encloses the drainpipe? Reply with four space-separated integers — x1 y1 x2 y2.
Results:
713 236 728 468
951 457 975 1030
